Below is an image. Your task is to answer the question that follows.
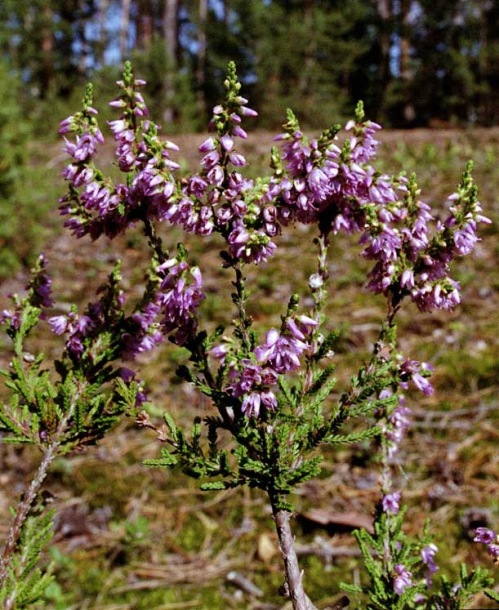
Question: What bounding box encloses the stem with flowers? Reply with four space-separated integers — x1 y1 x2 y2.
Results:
0 61 497 609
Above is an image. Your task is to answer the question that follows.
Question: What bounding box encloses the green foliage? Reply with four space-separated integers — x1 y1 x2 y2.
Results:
130 36 203 133
0 257 141 603
0 510 54 609
0 274 135 452
427 564 497 610
342 514 496 610
0 59 31 277
248 0 379 127
146 331 391 513
1 0 498 128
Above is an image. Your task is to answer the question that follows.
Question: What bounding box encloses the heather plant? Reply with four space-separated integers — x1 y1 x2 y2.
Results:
0 62 497 609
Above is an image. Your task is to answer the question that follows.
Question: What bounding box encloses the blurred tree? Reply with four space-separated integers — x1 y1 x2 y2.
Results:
0 0 97 99
476 0 499 125
0 0 498 129
95 0 110 66
0 60 50 277
247 0 381 128
120 0 132 59
163 0 180 122
386 0 497 126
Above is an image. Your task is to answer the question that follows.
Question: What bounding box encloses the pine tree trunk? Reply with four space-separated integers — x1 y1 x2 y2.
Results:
39 2 54 98
400 0 415 123
196 0 208 116
120 0 132 62
136 0 154 51
163 0 179 123
376 0 392 118
96 0 110 67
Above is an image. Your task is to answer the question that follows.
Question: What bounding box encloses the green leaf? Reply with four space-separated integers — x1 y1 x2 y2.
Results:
144 452 178 468
199 481 227 491
324 426 380 445
485 589 499 602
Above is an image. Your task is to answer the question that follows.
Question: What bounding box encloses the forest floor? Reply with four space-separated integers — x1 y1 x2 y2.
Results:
0 127 498 609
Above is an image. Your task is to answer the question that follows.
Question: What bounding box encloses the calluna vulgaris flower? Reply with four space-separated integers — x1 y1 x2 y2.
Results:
382 491 401 515
421 543 439 587
393 563 413 595
474 527 499 563
215 314 316 417
57 64 489 420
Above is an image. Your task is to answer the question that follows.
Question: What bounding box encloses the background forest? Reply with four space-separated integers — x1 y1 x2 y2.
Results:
0 0 498 132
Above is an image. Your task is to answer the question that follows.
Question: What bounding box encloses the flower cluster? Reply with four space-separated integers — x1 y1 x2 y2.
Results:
59 66 181 240
1 255 53 331
49 309 97 359
121 255 205 356
393 563 413 595
275 105 397 233
214 314 317 417
58 60 490 323
474 527 499 563
27 255 53 310
398 358 434 396
421 543 439 587
167 67 280 264
361 168 490 312
377 383 442 598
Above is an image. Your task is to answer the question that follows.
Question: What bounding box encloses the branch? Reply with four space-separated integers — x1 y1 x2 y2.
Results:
0 442 59 585
271 504 318 610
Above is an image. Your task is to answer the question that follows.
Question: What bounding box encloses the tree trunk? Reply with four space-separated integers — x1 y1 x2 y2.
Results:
163 0 179 123
39 2 55 98
96 0 110 67
298 0 314 102
120 0 132 62
136 0 154 51
399 0 415 123
376 0 393 118
196 0 208 116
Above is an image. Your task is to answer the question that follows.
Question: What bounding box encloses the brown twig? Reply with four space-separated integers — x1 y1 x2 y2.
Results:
271 504 318 610
0 442 59 586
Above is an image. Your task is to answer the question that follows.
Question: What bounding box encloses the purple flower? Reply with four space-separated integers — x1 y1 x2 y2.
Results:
254 329 303 373
227 359 279 418
474 527 496 544
49 315 69 335
453 221 479 255
66 334 85 358
399 359 434 396
253 315 316 375
220 134 234 151
0 309 21 330
209 343 230 362
64 132 102 162
241 390 277 418
156 258 205 345
382 491 401 515
393 563 412 595
474 528 499 563
488 544 499 561
412 278 461 312
385 403 412 455
227 226 277 264
28 254 53 309
228 152 246 167
421 543 439 587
